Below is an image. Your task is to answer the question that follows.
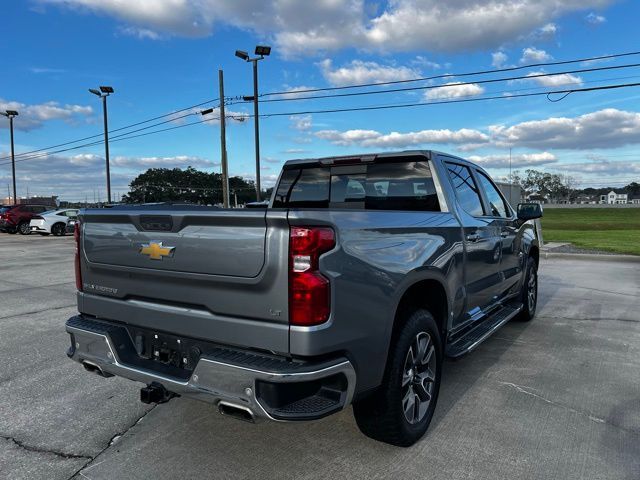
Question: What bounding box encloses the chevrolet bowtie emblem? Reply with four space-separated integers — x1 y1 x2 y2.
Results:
139 242 175 260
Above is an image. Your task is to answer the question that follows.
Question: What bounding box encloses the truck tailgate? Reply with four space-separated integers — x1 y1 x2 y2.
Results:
78 208 290 354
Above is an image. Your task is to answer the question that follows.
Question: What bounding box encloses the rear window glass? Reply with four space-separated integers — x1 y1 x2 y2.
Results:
273 160 440 212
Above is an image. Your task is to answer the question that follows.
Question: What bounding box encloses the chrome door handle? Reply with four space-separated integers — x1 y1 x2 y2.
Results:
500 231 509 238
466 233 480 242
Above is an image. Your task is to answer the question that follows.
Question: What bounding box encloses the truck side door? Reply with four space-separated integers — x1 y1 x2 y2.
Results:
474 170 522 297
444 162 503 323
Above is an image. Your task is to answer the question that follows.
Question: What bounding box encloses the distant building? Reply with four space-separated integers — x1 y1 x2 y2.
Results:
574 195 598 204
629 195 640 205
0 196 58 207
495 182 524 205
600 190 628 204
526 193 548 204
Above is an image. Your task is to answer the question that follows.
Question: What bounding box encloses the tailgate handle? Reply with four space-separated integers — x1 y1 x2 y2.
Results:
139 215 173 231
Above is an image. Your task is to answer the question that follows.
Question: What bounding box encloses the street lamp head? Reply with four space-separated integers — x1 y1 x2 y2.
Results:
200 107 214 116
5 110 18 117
89 88 102 97
254 45 271 56
235 50 249 61
242 95 255 101
99 86 114 94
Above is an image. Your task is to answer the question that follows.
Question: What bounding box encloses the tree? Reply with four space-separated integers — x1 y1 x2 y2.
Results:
122 167 261 205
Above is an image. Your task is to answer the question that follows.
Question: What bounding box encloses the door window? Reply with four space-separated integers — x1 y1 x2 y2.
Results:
445 163 484 217
476 172 510 218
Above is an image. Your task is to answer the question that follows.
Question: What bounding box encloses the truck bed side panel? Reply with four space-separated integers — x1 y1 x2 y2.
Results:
287 209 464 392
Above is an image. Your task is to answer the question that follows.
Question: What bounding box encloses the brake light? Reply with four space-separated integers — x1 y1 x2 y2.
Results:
74 221 82 291
289 227 335 326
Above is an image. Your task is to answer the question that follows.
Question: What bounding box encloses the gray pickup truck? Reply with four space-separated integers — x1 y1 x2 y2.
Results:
66 150 542 446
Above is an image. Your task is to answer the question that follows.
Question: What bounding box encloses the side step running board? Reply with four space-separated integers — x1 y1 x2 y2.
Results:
445 304 522 358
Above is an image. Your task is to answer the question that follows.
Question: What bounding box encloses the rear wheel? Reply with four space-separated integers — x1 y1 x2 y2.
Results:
18 222 31 235
519 257 538 321
51 223 66 236
353 309 442 447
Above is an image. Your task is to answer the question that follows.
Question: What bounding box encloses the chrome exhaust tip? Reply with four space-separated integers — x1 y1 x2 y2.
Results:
82 360 113 378
218 401 255 423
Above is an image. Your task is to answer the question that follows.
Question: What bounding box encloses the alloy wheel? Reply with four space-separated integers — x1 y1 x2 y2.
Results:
402 331 436 425
527 268 537 312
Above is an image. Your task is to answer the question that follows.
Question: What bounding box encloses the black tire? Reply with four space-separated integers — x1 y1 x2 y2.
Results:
518 257 538 322
7 228 17 234
51 223 66 236
17 222 31 235
353 309 442 447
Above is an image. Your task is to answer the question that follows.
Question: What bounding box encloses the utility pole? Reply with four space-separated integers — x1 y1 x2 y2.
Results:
509 147 513 204
251 59 261 201
219 70 230 208
235 46 271 201
89 86 114 204
1 110 18 204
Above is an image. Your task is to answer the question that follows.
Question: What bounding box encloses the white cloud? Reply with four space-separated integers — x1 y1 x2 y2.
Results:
468 152 558 168
520 47 552 64
315 128 489 148
111 155 217 169
318 59 420 87
490 108 640 150
491 51 508 68
425 82 485 101
117 26 162 40
40 0 615 56
289 115 312 131
535 22 557 40
412 56 442 69
0 152 220 200
586 12 606 24
525 71 583 87
550 160 640 176
282 148 309 154
272 86 318 100
0 98 93 131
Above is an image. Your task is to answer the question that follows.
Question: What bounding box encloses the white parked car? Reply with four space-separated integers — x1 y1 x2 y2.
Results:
30 209 78 236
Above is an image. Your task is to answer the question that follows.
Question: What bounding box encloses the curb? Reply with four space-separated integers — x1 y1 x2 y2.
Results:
541 251 640 263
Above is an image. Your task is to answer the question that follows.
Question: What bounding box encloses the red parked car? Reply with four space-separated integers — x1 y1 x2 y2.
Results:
0 204 49 235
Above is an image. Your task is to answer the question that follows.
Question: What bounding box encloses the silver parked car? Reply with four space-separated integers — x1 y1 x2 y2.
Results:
30 209 78 236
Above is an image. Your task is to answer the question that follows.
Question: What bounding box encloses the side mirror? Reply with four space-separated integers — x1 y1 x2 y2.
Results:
517 203 543 220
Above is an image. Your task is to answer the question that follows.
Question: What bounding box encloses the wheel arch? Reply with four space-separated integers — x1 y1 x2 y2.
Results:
392 276 450 345
52 221 66 233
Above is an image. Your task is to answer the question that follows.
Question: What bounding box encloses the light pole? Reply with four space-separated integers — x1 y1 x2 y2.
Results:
89 86 114 203
235 45 271 201
1 110 19 204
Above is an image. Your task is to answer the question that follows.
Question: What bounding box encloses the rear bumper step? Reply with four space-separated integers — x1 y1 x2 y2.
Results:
65 315 356 422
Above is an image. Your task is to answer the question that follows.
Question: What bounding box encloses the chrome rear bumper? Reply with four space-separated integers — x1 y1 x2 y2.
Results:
66 316 356 422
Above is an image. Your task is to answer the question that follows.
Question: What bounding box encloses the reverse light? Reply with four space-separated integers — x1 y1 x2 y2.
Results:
74 221 82 291
289 227 335 326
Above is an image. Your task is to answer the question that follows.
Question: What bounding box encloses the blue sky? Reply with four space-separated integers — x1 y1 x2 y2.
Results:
1 0 639 202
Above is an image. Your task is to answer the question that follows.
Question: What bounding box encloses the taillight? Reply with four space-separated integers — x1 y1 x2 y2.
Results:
74 221 82 291
289 227 335 326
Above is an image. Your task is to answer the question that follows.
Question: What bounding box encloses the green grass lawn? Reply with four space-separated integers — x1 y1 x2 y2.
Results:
540 207 640 255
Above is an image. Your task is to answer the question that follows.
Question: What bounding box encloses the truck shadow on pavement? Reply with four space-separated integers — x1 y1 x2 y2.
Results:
84 317 539 479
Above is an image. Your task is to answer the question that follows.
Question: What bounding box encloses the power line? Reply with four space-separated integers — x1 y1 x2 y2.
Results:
253 62 640 104
262 50 640 97
4 50 639 163
3 81 640 167
0 99 219 162
256 81 640 118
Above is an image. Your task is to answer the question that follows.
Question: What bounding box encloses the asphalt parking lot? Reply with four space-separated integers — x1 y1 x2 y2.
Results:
0 234 638 480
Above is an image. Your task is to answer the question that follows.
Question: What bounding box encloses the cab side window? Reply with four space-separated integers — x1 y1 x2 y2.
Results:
476 172 510 218
445 163 484 217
